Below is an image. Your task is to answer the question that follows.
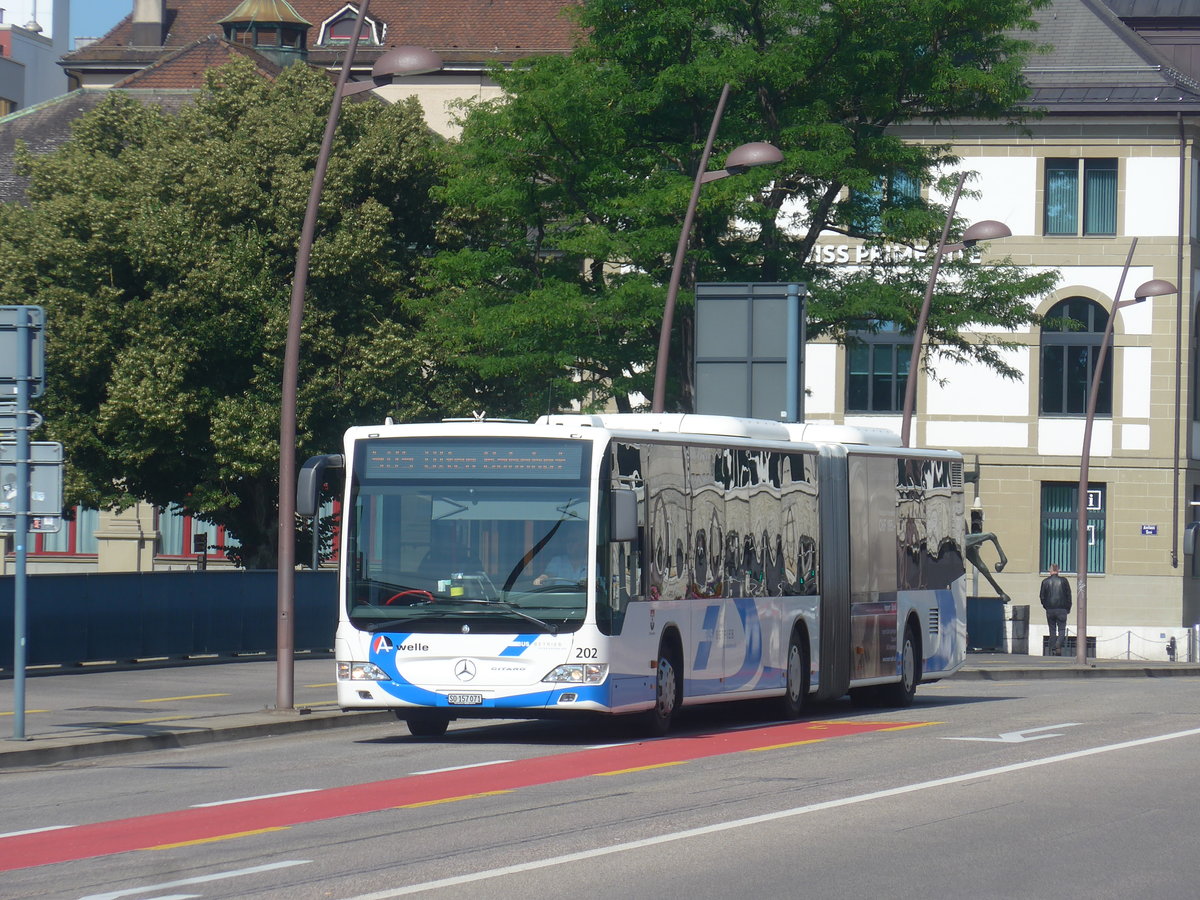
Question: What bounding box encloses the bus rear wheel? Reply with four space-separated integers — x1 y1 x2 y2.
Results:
778 630 809 719
877 621 920 708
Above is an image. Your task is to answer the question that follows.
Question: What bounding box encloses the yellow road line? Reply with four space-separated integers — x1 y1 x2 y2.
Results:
139 693 231 703
396 790 512 809
880 722 942 732
595 761 688 776
748 738 825 752
305 682 336 688
147 826 289 850
0 710 48 716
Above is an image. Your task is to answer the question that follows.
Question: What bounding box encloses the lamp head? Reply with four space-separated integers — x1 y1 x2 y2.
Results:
373 45 444 79
960 220 1011 248
1133 278 1177 301
723 141 784 174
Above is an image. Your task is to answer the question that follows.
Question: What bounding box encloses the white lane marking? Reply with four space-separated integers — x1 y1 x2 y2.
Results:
409 760 512 776
0 824 70 839
947 723 1081 743
78 860 311 900
190 789 319 808
341 725 1200 899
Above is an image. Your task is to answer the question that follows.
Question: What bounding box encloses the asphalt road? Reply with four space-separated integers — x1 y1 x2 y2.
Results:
2 676 1198 899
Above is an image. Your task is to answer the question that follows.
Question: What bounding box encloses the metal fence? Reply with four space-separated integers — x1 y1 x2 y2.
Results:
0 571 337 670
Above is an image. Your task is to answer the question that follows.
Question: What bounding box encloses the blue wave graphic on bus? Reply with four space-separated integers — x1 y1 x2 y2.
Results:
367 631 606 709
499 635 542 657
687 599 769 695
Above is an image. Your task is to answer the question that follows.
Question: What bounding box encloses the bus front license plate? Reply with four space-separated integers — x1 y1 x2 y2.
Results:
448 693 483 706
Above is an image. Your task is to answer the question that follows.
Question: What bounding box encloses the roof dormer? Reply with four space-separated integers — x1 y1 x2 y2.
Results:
218 0 311 64
318 3 387 47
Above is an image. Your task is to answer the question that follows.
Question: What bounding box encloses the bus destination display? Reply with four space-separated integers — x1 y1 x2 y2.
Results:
363 439 586 481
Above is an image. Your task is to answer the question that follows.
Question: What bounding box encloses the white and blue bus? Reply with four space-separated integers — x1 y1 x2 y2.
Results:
302 414 967 736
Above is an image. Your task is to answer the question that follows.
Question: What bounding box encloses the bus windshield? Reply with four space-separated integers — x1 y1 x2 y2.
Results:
344 437 592 634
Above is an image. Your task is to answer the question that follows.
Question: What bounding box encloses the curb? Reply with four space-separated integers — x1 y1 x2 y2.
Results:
952 666 1200 680
0 708 394 769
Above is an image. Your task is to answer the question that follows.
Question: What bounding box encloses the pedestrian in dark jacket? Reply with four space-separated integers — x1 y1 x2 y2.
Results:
1040 564 1072 655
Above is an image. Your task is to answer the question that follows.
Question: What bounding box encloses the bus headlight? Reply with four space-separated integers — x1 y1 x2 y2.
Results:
542 663 608 684
337 661 390 681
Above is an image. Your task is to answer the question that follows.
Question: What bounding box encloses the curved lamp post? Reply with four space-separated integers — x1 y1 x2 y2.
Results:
650 83 783 414
899 171 1011 447
275 13 443 710
1074 237 1175 665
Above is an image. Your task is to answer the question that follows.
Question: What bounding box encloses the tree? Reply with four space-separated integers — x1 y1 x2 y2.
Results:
421 0 1059 415
0 59 448 567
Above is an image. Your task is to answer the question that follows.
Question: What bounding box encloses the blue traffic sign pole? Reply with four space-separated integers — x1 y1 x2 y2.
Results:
785 283 806 423
11 308 31 740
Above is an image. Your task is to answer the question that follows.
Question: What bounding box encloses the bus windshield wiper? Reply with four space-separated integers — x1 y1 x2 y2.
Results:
359 610 454 632
442 596 559 635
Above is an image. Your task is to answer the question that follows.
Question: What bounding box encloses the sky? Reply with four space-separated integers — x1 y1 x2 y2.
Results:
71 0 131 43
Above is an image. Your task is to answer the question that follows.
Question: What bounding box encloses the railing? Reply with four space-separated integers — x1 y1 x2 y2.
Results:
0 571 336 670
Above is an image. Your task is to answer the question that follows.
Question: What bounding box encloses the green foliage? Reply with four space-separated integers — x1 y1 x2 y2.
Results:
0 60 445 566
424 0 1058 413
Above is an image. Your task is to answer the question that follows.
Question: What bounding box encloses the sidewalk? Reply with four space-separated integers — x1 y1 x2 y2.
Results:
2 651 1199 769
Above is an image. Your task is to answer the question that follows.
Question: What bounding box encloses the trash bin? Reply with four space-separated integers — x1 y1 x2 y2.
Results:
1043 635 1095 658
1010 605 1029 655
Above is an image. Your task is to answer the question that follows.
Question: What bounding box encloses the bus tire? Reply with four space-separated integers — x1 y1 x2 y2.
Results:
778 628 809 719
848 685 880 707
877 621 921 708
644 642 681 736
404 712 450 737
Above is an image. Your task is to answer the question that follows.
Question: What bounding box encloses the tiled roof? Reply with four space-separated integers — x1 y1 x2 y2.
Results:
1024 0 1200 110
112 37 284 90
64 1 581 67
0 90 195 204
1103 0 1200 18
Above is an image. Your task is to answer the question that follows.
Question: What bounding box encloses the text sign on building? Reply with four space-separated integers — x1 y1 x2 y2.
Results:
0 306 46 398
1141 525 1158 536
694 283 807 420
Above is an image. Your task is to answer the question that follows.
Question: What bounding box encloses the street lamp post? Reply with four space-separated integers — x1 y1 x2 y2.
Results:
899 171 1011 447
275 3 442 710
650 84 783 414
1074 236 1175 665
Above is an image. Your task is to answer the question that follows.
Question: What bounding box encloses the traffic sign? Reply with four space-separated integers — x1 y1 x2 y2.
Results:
0 306 45 398
0 440 63 524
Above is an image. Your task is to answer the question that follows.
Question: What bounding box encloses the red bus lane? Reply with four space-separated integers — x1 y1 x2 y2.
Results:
0 719 930 872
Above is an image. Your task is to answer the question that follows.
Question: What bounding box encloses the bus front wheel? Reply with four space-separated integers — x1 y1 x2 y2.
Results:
401 711 450 738
644 646 680 736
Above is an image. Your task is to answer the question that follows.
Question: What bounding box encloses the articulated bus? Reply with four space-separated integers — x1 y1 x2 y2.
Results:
300 414 967 737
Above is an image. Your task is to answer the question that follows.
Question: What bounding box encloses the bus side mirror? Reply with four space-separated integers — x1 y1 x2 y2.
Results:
297 454 344 517
1185 522 1200 556
611 489 638 542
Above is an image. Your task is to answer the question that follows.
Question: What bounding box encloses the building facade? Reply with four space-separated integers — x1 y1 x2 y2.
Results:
804 0 1200 658
59 0 578 135
0 0 69 111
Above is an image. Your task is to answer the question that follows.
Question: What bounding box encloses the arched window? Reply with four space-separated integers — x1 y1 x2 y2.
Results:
845 321 912 413
1040 297 1111 416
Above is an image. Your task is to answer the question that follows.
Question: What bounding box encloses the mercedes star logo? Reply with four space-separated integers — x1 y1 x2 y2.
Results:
454 658 477 682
